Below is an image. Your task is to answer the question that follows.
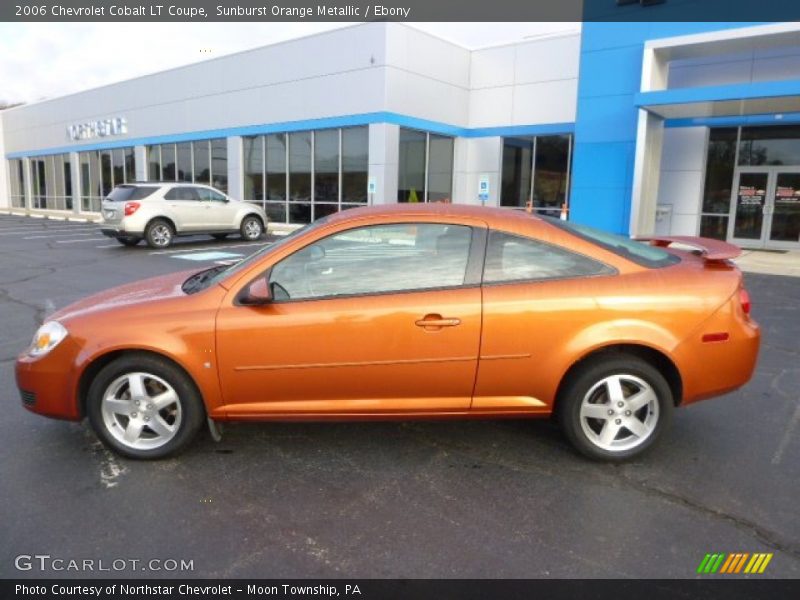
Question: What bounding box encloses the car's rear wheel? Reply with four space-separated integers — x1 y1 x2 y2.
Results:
211 233 229 240
557 355 673 461
86 354 205 459
116 237 141 247
240 215 263 241
145 219 174 249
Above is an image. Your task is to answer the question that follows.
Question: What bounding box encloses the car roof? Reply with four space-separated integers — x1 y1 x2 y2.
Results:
324 203 547 228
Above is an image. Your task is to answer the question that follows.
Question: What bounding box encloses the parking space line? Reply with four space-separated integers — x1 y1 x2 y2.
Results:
56 237 107 244
0 226 100 235
24 232 95 239
149 241 270 255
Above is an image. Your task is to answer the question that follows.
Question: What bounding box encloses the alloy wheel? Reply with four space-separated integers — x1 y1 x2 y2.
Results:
578 373 660 452
100 372 183 450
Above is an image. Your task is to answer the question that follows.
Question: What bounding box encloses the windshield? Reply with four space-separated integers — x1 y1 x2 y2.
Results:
182 217 331 294
106 185 158 201
545 217 680 269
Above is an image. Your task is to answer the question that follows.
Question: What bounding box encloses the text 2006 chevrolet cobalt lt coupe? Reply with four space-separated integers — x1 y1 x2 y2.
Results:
16 205 759 461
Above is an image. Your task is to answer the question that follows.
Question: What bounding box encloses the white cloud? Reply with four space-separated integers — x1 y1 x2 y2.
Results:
0 22 580 105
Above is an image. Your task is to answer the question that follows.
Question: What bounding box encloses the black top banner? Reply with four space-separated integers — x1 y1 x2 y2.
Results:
3 0 800 22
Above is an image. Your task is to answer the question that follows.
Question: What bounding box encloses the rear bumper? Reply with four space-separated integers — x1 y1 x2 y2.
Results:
677 316 761 405
100 226 140 240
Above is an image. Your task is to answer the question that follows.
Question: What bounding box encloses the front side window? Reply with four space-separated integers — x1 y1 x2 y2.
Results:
197 188 226 202
269 223 473 301
484 231 614 283
164 187 200 201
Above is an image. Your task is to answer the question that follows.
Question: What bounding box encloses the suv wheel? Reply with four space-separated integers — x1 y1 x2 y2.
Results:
557 355 673 461
240 216 263 241
145 219 174 249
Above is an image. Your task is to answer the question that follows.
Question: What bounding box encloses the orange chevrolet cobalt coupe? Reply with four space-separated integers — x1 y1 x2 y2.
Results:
16 205 760 461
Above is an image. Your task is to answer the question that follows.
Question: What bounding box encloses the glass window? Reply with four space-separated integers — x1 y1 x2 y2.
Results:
161 144 176 181
739 125 800 166
176 142 193 182
112 148 125 187
164 186 200 201
342 126 368 203
100 151 113 196
266 134 287 202
398 128 426 203
54 155 65 204
484 230 613 283
124 147 136 183
193 140 211 186
64 157 72 197
314 129 339 204
501 135 572 212
269 223 473 301
702 128 737 215
107 185 159 202
243 136 264 201
211 139 227 193
9 159 24 208
289 132 312 223
533 135 570 211
197 187 227 202
428 134 454 203
148 145 161 180
501 138 533 208
549 217 680 269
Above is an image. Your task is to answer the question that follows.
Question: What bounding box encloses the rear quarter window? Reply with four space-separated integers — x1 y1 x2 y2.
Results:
484 230 615 283
106 186 158 201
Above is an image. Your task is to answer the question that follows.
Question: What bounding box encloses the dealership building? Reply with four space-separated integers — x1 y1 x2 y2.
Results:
2 20 800 249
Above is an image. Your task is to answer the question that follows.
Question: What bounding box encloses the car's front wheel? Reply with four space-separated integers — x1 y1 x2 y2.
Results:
240 215 263 241
86 354 205 459
145 219 174 249
557 355 673 461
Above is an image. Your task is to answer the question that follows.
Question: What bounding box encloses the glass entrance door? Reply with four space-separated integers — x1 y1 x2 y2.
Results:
729 168 800 249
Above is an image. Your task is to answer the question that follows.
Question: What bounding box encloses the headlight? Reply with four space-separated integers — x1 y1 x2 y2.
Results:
29 321 68 357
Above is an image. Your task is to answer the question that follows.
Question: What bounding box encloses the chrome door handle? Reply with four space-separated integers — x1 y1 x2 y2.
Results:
415 314 461 329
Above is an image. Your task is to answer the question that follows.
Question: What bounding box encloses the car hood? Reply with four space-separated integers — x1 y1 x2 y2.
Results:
50 269 199 323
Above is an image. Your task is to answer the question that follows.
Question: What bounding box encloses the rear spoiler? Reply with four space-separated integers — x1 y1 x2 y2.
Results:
634 236 742 261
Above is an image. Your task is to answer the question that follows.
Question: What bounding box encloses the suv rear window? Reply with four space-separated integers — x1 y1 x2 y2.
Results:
106 185 158 201
545 217 680 269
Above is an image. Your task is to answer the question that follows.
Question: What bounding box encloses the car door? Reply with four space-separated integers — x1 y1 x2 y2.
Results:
164 186 205 231
215 221 485 416
197 187 239 230
473 229 616 412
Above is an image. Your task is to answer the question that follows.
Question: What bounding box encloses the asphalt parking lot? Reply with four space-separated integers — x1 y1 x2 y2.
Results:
0 214 798 579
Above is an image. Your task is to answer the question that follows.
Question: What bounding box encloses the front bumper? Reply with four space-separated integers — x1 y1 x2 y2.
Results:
15 338 82 421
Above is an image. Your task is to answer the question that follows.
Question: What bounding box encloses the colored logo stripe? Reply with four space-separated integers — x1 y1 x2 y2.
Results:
698 552 773 574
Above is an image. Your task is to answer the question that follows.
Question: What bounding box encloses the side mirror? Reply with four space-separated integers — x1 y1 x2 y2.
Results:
239 277 271 305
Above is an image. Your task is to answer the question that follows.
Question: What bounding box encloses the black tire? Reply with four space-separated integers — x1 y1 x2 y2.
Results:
145 219 174 249
557 354 673 462
240 215 264 241
86 354 205 460
116 237 141 247
211 233 229 240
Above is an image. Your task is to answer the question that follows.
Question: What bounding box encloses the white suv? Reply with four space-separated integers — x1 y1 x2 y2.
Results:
100 183 268 248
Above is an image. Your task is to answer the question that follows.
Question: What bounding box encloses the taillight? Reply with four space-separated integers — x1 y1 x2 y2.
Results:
124 202 140 216
739 288 751 316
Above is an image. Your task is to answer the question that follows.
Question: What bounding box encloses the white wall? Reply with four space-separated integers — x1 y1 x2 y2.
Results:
0 112 7 209
1 23 392 154
468 33 580 128
655 127 708 236
668 45 800 88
